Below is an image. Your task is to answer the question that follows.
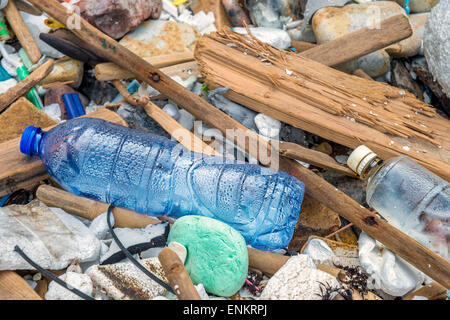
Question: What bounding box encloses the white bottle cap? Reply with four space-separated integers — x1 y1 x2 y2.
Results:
347 145 378 175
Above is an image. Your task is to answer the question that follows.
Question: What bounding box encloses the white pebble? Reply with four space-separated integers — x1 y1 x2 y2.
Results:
254 113 281 138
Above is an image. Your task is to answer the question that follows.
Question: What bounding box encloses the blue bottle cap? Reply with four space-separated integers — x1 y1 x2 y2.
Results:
62 93 86 119
20 126 43 156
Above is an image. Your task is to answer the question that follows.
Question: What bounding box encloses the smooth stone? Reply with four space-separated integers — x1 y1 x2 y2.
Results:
167 215 248 297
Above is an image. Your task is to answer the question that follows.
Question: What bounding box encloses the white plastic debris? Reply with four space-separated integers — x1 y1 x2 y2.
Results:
303 238 336 263
162 0 178 18
232 27 291 50
0 200 101 270
100 222 169 264
45 272 93 300
42 103 62 123
0 78 18 95
254 113 281 139
177 10 217 35
358 232 424 296
1 45 21 76
19 12 65 59
89 212 113 240
260 255 340 300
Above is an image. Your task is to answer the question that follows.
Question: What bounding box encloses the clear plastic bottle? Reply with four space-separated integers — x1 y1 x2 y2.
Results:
348 145 449 260
20 118 305 251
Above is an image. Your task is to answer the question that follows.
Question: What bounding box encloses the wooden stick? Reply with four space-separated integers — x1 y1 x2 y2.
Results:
276 141 356 177
403 282 447 300
158 248 201 300
3 0 42 64
26 0 450 288
96 61 200 82
36 184 161 228
325 223 355 239
300 15 412 67
247 247 289 277
94 53 195 81
112 80 220 156
247 247 345 280
0 60 54 112
0 108 127 197
0 271 42 300
15 0 43 15
290 40 317 53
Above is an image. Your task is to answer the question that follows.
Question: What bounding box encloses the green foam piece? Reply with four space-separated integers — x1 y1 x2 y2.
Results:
167 215 248 297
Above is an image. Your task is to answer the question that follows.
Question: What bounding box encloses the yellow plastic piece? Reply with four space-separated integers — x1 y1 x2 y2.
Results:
171 0 188 6
44 18 66 30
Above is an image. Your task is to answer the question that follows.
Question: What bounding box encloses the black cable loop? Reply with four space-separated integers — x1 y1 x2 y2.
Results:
106 204 174 294
14 245 95 300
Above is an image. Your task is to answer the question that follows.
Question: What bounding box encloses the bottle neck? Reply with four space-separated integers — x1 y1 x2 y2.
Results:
359 156 384 180
20 126 45 157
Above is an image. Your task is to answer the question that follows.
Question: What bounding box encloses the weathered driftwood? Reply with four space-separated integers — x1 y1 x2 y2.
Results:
276 141 356 177
0 108 127 197
36 184 161 228
158 248 201 300
26 0 450 288
299 15 412 67
3 0 42 64
195 30 450 181
94 52 195 81
0 60 54 112
0 271 42 300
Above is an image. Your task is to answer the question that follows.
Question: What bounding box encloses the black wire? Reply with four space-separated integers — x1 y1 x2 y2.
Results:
14 245 95 300
106 204 174 293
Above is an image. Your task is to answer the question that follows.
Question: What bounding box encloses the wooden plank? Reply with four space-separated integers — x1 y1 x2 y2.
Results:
26 0 450 288
0 271 42 300
300 15 412 67
94 53 195 81
0 60 54 112
0 108 127 197
195 31 450 181
3 0 42 64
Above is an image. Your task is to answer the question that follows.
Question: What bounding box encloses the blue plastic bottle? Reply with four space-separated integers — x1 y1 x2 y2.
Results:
20 118 305 250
